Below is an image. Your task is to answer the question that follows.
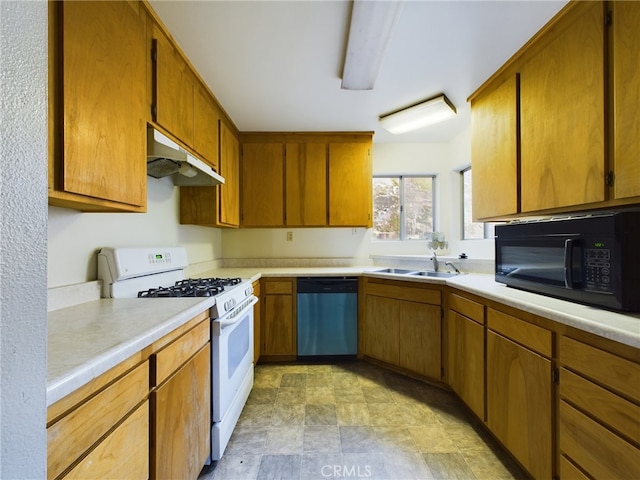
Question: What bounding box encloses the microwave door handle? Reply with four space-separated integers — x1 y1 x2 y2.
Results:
564 239 575 288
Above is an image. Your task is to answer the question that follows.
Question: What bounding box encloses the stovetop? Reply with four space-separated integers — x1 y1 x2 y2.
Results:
137 277 242 298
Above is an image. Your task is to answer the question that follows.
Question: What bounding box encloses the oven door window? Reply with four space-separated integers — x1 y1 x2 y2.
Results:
227 315 250 379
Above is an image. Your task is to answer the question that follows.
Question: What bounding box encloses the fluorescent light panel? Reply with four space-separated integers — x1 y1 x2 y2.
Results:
341 0 404 90
379 94 457 134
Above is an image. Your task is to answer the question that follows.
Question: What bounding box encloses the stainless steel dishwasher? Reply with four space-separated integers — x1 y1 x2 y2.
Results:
297 277 358 359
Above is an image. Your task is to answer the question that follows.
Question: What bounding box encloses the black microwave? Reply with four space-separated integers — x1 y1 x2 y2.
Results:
495 211 640 312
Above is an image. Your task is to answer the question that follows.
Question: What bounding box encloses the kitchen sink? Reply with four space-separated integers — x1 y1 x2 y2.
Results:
409 271 460 278
372 268 417 275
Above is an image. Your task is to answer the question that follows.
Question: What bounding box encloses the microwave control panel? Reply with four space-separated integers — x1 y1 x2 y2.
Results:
584 248 613 293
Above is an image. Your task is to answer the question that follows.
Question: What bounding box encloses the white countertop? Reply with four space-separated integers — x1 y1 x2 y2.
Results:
47 266 639 407
446 274 640 348
47 296 215 406
204 267 640 348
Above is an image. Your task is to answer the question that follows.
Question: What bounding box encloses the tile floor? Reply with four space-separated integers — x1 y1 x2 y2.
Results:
199 361 528 480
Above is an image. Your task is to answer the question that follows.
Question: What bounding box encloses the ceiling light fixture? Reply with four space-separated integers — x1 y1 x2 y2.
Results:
341 0 404 90
379 94 457 134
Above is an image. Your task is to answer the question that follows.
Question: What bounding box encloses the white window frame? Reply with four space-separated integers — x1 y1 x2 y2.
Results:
372 174 436 241
460 167 496 240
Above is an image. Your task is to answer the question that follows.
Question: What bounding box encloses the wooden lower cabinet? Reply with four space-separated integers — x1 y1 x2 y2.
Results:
47 310 215 480
150 316 211 480
364 294 400 365
151 345 210 480
362 278 442 380
47 358 149 480
398 301 441 378
261 278 296 359
64 402 149 480
486 309 553 480
558 335 640 479
447 297 485 420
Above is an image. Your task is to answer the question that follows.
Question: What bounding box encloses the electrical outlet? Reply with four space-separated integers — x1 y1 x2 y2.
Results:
286 232 293 242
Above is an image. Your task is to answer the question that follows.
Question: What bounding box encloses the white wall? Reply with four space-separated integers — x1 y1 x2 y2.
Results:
223 128 494 262
1 1 48 476
48 177 223 288
448 127 495 259
48 127 494 287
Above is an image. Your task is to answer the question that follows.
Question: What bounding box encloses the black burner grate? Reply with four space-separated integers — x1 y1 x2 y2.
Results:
137 277 242 298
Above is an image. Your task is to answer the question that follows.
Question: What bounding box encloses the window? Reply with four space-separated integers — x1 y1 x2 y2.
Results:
461 167 496 239
373 175 434 240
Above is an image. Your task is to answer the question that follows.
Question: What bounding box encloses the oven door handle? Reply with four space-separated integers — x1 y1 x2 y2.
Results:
564 238 575 289
213 296 258 333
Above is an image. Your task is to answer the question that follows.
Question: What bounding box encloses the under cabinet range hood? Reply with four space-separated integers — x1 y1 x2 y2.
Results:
146 127 225 187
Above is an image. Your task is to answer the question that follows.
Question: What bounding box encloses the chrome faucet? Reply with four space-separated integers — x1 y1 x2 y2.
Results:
445 261 462 274
431 251 439 272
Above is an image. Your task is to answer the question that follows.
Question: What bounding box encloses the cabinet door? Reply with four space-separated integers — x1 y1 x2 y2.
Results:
328 142 372 227
448 311 485 420
487 331 552 480
241 143 285 226
520 1 605 212
193 85 219 170
285 143 327 226
263 293 295 356
363 295 399 365
219 122 240 227
398 301 441 379
152 344 211 480
470 75 519 219
65 402 149 480
61 1 146 207
153 28 194 146
612 1 640 200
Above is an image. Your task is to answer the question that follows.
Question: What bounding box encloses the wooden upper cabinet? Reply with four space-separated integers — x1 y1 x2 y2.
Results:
328 141 372 227
219 122 240 227
241 143 285 226
612 1 640 200
470 75 519 220
520 1 605 212
52 1 147 211
179 121 239 228
238 133 372 228
152 27 195 147
193 85 220 170
285 143 327 226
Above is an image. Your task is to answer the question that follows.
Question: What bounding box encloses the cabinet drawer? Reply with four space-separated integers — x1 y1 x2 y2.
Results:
560 368 640 444
560 400 640 479
449 292 484 324
64 401 149 480
559 455 589 480
264 280 293 295
154 319 210 386
559 335 640 401
366 282 441 305
487 308 552 357
47 361 149 480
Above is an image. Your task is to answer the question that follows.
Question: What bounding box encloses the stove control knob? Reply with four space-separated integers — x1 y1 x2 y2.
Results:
245 286 253 297
224 298 236 311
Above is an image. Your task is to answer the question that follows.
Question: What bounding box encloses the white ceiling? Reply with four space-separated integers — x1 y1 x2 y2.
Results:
149 0 568 143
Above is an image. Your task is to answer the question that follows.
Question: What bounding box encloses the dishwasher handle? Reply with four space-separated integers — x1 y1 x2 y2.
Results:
297 277 358 294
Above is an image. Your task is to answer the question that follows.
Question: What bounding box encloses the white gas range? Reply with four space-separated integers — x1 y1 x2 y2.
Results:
97 246 257 463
